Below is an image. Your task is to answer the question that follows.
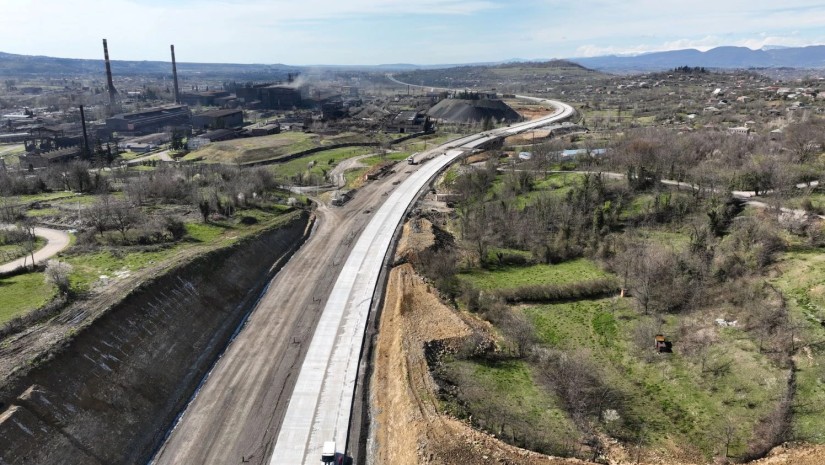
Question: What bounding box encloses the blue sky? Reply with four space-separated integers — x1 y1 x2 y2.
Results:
2 0 825 64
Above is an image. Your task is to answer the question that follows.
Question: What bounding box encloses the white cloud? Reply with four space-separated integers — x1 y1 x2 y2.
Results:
1 0 825 64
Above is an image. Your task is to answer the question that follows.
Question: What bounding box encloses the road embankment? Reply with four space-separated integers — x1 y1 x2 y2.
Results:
0 211 312 464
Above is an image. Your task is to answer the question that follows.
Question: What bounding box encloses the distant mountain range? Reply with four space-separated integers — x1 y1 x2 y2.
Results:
569 45 825 71
0 51 298 78
2 45 825 77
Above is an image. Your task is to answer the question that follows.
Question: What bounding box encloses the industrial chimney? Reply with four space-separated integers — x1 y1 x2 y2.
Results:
102 39 118 106
79 105 91 159
171 44 181 104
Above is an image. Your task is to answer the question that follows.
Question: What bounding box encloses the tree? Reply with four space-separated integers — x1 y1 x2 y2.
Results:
87 195 112 236
784 119 824 164
482 115 494 131
66 160 94 193
619 243 694 314
171 129 186 151
718 417 741 459
18 217 37 268
109 200 141 241
197 196 212 222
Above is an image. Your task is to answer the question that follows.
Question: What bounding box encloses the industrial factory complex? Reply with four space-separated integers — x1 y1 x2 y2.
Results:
0 39 350 168
0 37 521 172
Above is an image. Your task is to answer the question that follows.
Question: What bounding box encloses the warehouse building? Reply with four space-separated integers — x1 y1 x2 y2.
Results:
192 109 244 130
106 105 191 135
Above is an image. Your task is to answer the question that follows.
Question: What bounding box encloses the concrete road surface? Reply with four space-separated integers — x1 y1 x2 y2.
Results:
270 95 575 465
0 226 71 273
151 168 420 465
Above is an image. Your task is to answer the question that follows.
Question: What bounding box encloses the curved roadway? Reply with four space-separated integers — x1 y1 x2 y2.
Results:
270 86 575 464
0 226 71 274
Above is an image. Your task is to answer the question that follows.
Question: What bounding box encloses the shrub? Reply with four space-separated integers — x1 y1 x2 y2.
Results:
163 217 187 241
496 278 619 303
44 260 73 295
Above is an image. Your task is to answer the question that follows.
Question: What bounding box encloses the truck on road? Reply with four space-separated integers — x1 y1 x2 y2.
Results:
321 441 336 463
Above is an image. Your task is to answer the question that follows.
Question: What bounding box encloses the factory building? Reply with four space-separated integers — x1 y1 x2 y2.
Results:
106 105 191 135
192 109 244 130
386 111 431 134
180 90 233 107
236 84 303 110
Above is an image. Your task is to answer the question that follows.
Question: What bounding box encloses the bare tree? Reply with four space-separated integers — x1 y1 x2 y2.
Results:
17 217 37 268
109 200 141 241
87 195 112 236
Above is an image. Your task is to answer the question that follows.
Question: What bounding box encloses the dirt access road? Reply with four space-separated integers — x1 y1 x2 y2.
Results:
151 163 424 465
0 225 71 273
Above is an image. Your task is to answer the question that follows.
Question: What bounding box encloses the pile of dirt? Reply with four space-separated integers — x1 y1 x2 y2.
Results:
369 220 825 465
394 218 436 262
750 443 825 465
427 98 522 124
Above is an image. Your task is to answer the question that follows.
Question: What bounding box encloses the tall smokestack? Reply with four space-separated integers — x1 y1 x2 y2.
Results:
170 44 181 104
102 39 117 105
79 105 90 159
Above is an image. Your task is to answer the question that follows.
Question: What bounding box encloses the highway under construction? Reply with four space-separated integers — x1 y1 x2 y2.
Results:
152 86 575 465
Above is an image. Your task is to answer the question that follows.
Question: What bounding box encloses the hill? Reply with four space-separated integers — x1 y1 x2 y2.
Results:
571 45 825 72
393 60 605 94
0 51 298 78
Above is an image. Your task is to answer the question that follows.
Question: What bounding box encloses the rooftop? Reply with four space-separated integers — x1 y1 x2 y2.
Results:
195 109 242 118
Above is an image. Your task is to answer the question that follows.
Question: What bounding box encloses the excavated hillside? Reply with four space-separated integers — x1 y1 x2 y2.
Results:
0 211 312 464
369 218 825 465
426 98 523 124
370 215 588 465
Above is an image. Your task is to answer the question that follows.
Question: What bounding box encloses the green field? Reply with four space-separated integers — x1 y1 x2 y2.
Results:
521 297 785 458
0 238 45 261
184 132 321 163
459 258 611 291
0 144 25 166
186 131 402 164
0 272 57 324
63 208 299 293
439 358 580 456
271 146 374 180
525 299 620 348
16 191 79 203
771 248 825 441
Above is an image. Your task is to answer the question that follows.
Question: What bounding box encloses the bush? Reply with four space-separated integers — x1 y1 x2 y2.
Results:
496 278 619 303
163 217 187 241
713 216 785 280
534 348 627 427
44 260 73 295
